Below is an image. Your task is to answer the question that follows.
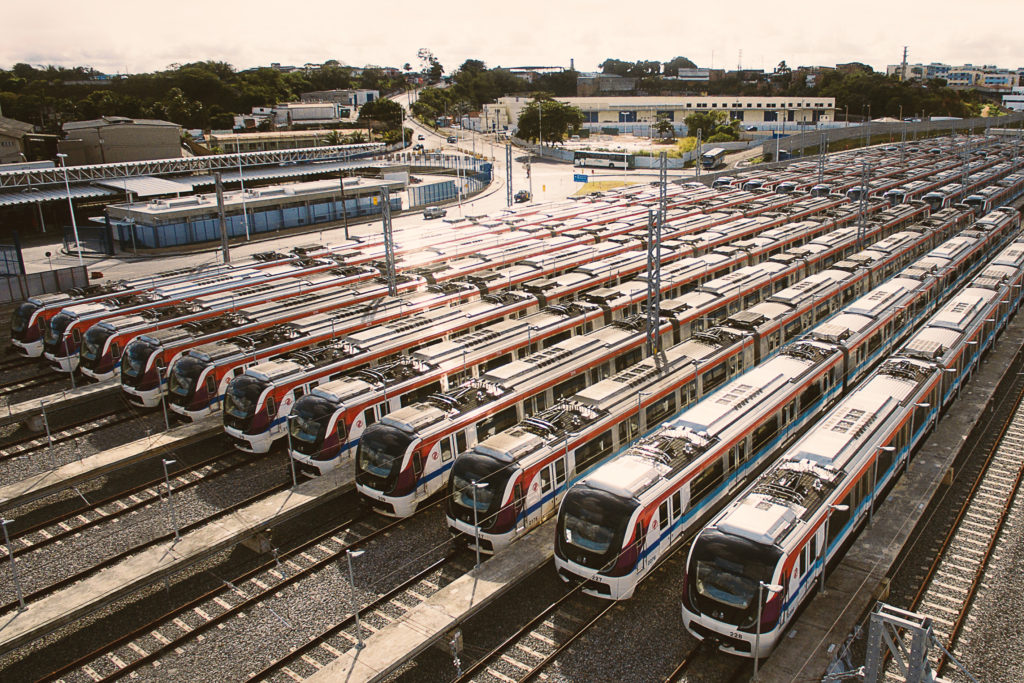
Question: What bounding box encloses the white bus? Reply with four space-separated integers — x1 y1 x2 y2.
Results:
700 147 726 170
573 151 635 169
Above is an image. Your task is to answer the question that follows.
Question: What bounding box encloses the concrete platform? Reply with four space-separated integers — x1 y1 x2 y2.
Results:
308 518 556 683
759 308 1024 682
0 378 120 430
0 416 220 511
0 459 354 655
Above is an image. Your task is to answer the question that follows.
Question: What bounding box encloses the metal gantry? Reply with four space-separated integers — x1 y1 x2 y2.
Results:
863 604 939 683
818 133 827 184
857 162 870 250
380 187 397 296
645 152 667 357
0 143 384 188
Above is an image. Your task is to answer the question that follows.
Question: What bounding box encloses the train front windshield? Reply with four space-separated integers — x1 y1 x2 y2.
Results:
45 312 74 351
687 530 782 629
223 375 267 429
289 395 338 456
9 302 37 338
555 486 637 572
355 423 412 492
80 326 113 366
167 356 207 405
121 339 157 386
447 453 513 528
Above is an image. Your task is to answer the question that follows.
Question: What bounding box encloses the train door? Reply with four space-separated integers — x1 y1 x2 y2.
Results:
514 481 526 532
412 449 426 499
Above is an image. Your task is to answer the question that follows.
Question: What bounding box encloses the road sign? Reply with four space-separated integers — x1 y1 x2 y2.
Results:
573 174 589 183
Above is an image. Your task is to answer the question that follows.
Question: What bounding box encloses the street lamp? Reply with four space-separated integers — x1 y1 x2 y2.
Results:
753 581 783 678
346 548 366 649
471 481 489 570
819 503 849 595
162 458 180 542
237 149 251 240
871 446 896 521
56 153 84 268
526 324 540 355
285 414 298 488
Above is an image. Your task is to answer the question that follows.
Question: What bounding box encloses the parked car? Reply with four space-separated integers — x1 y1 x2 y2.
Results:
423 206 447 219
413 143 424 151
446 135 457 143
418 134 425 140
514 190 531 203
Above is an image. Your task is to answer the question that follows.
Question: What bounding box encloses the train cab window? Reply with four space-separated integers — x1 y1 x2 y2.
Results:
267 396 276 416
671 491 682 519
555 459 566 487
233 367 243 377
658 502 669 530
294 386 305 400
72 328 81 343
440 437 453 462
205 376 216 395
111 342 120 359
540 467 552 494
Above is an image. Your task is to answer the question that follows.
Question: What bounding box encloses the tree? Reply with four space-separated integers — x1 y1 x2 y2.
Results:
684 110 728 138
663 56 697 77
516 97 584 144
654 116 676 139
358 98 403 128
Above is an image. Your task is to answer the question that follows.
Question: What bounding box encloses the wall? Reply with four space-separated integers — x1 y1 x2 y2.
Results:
0 266 88 304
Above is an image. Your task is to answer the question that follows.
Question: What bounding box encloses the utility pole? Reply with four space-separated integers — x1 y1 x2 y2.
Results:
214 172 230 264
695 128 702 178
381 188 397 296
505 144 513 207
818 133 827 185
645 153 667 358
857 162 869 250
339 173 351 240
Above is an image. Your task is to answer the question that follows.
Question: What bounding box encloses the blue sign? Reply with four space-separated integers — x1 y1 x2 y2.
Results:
573 174 589 183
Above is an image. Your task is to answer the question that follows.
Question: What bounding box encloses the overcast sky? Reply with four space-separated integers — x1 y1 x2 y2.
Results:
5 0 1021 76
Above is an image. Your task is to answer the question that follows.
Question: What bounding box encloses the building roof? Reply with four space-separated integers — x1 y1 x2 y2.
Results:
63 116 181 130
0 116 34 137
0 184 115 207
93 175 197 197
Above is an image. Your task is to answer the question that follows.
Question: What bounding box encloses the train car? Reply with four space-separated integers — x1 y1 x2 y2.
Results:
291 204 970 478
551 207 1021 600
680 236 1024 658
78 264 380 381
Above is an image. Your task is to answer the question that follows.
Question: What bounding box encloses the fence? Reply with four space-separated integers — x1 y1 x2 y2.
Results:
764 112 1024 159
1 266 88 304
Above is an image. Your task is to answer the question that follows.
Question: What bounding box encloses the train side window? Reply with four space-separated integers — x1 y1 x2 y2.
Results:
111 342 121 359
555 458 566 487
294 386 305 400
690 457 724 505
540 467 552 494
671 491 682 519
658 502 669 530
412 450 423 479
232 367 243 377
363 408 374 427
156 356 166 369
456 431 467 453
205 376 216 395
72 328 81 343
440 437 453 462
267 396 276 416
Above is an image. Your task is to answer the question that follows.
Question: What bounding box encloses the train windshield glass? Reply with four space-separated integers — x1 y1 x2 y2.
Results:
290 395 335 448
80 326 113 363
355 424 412 490
168 356 206 399
556 486 637 570
10 302 36 335
689 530 781 621
121 340 156 380
224 376 265 421
46 312 73 346
447 452 513 526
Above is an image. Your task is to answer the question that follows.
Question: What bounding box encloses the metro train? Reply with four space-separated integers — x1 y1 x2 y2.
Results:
443 208 995 556
289 205 970 478
551 207 1022 599
681 233 1024 658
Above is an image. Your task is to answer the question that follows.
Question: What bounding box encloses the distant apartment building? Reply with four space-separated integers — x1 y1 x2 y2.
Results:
484 95 834 133
887 61 1021 91
207 129 369 153
1003 87 1024 112
576 73 638 96
0 116 33 164
58 116 181 165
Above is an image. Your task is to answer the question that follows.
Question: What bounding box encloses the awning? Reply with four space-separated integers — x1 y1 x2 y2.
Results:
0 185 115 207
188 158 396 186
93 175 198 197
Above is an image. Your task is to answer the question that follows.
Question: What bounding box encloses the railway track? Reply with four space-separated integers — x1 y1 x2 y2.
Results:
898 369 1024 676
0 459 292 615
0 372 66 399
38 509 458 682
0 409 129 461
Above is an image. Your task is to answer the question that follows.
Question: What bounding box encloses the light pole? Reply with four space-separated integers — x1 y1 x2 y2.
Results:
526 324 540 354
56 153 84 268
471 481 488 570
346 548 366 649
753 581 783 677
1 518 25 611
237 149 250 240
162 458 180 542
872 445 895 522
819 503 849 595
